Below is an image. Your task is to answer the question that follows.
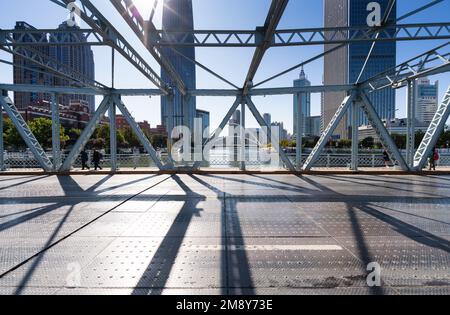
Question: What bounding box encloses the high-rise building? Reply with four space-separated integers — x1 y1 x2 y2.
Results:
13 21 96 113
160 0 196 132
271 122 288 141
293 67 311 139
414 77 439 124
49 21 96 113
263 113 272 127
322 0 397 139
196 109 210 139
13 22 52 110
305 116 322 137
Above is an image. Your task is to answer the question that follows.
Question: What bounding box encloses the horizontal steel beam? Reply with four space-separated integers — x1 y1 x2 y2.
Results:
0 84 165 96
153 23 450 47
0 28 104 46
0 84 355 97
191 85 355 97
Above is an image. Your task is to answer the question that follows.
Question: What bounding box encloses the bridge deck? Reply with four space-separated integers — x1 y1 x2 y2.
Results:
0 174 449 295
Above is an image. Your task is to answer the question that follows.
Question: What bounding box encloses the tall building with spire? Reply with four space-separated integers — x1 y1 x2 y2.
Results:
160 0 196 132
293 67 311 139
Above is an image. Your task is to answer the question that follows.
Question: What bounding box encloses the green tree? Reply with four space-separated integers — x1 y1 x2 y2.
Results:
391 133 406 149
415 130 425 149
121 127 140 148
3 118 25 149
3 118 68 150
337 139 352 149
28 118 69 149
66 128 82 147
151 134 167 149
360 137 375 149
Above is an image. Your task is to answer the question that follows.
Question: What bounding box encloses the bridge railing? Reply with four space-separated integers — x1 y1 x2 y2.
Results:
2 151 450 171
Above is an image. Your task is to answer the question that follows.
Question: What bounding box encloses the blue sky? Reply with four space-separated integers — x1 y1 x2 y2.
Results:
0 0 449 133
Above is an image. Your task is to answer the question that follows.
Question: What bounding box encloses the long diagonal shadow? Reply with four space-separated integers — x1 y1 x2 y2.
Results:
190 175 255 295
132 175 205 294
14 203 76 294
295 175 388 294
356 204 450 253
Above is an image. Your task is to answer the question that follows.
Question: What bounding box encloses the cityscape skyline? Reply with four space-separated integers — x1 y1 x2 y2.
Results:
0 0 449 135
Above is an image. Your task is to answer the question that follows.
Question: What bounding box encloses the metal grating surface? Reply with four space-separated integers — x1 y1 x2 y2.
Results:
1 174 450 295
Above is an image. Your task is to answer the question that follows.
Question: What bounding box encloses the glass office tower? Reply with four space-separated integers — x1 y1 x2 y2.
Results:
323 0 396 138
160 0 196 133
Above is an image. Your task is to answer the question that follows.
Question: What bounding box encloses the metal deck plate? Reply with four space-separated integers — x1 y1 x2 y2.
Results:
1 174 450 295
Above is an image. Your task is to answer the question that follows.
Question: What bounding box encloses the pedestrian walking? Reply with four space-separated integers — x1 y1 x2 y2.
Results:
93 149 103 171
383 150 390 168
429 147 439 171
81 150 90 170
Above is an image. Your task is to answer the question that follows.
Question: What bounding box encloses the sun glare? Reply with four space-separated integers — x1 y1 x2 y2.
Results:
132 0 157 17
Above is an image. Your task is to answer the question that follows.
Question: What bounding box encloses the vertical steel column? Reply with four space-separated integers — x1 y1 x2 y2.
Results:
0 100 4 171
240 101 246 171
51 93 61 171
350 100 359 171
296 93 303 170
406 80 416 167
167 94 174 160
109 101 117 171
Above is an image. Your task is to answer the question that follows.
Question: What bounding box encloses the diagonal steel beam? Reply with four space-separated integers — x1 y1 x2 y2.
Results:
245 96 296 172
413 85 450 170
53 0 170 94
242 0 289 94
0 45 107 89
0 91 53 171
109 0 187 95
303 93 356 171
60 96 112 171
359 91 409 171
114 96 164 170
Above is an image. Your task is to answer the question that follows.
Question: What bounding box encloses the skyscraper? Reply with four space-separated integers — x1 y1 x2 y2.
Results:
323 0 397 139
414 77 439 124
263 113 272 127
160 0 196 132
13 21 96 112
293 67 311 139
13 22 52 110
196 109 210 139
49 21 96 113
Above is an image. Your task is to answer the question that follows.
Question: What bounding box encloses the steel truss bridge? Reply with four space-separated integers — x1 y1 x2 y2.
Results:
0 0 449 173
